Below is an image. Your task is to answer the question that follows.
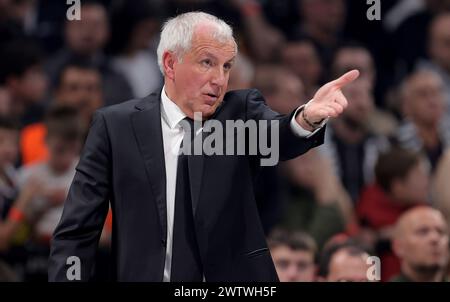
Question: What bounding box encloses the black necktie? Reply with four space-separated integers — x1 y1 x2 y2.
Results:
170 117 203 281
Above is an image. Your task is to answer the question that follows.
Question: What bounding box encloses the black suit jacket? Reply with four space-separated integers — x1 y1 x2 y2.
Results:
48 89 325 281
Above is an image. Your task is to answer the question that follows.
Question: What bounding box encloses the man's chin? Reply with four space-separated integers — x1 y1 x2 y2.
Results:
196 104 220 119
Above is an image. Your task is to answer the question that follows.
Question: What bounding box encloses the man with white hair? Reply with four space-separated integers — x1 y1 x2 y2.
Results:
48 12 358 282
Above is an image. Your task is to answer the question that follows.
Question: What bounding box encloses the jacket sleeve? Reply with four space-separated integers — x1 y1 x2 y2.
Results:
245 89 326 163
48 111 111 281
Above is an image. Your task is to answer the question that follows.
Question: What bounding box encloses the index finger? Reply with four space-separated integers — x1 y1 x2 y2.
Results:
331 69 360 89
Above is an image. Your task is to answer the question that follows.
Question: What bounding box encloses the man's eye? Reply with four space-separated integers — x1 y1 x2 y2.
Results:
202 59 212 67
224 63 233 71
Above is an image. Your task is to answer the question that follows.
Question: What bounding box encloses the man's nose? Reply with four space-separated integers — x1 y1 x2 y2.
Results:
285 265 298 280
429 230 442 244
211 67 226 86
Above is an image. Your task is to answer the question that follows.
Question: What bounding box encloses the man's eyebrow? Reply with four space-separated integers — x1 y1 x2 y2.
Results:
200 51 236 64
200 51 218 60
226 57 236 64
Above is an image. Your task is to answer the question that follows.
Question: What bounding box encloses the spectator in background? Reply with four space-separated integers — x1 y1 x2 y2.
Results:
418 13 450 112
18 106 84 245
395 69 450 170
0 116 40 281
281 148 356 249
332 43 398 136
394 1 450 76
53 60 103 126
433 149 450 232
332 43 376 91
416 11 450 115
0 0 29 46
253 65 355 245
267 228 317 282
253 64 306 112
45 0 133 106
229 0 285 62
281 38 323 100
391 206 449 282
0 87 11 115
320 43 394 201
227 53 254 91
319 79 390 203
317 238 371 282
20 59 103 166
109 0 163 98
252 65 306 234
14 106 83 280
357 147 430 281
0 116 39 250
0 117 21 225
0 39 48 127
291 0 347 68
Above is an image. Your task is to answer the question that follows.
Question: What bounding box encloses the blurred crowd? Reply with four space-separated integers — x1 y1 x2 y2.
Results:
1 0 450 282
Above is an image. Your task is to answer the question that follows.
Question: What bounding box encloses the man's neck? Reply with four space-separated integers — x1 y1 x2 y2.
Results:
333 118 367 144
401 264 445 282
164 82 192 119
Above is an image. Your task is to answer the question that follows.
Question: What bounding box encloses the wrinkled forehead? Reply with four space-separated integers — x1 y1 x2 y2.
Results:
410 72 444 90
189 22 237 54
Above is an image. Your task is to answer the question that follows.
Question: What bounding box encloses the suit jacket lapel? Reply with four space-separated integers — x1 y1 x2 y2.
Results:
129 91 226 225
131 92 167 243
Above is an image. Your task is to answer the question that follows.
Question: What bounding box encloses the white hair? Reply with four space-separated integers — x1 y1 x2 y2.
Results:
156 11 237 75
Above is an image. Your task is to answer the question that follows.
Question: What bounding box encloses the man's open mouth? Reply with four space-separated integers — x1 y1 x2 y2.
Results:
206 93 218 98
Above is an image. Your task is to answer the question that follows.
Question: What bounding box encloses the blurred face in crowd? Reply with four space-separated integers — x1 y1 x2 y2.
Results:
429 14 450 72
0 87 11 115
391 159 430 204
271 246 316 282
327 248 369 282
281 41 322 93
402 71 446 127
267 71 305 114
55 66 103 124
0 0 10 18
300 0 346 33
333 47 376 90
426 0 450 12
163 23 236 119
65 4 110 56
394 208 449 276
46 137 81 174
7 0 35 23
129 19 159 52
0 127 18 169
228 54 254 91
8 64 48 104
340 79 374 127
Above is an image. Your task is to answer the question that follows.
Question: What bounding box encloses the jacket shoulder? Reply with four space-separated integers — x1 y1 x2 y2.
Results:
96 92 159 119
224 89 262 101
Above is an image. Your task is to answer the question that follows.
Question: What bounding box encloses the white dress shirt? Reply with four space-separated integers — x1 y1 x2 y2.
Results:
160 87 324 281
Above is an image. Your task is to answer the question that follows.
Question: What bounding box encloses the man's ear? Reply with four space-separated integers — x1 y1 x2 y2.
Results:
163 51 176 80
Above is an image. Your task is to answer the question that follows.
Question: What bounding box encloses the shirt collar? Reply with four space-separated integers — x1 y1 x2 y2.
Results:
161 86 187 129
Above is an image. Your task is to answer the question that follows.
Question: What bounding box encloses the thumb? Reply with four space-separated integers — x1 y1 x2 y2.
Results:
331 69 360 89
